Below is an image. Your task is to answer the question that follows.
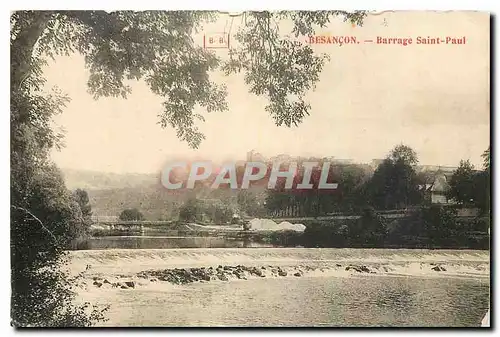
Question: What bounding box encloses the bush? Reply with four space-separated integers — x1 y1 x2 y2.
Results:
418 205 458 246
178 198 202 222
11 165 108 327
302 221 347 248
344 207 387 247
268 230 304 247
119 208 145 221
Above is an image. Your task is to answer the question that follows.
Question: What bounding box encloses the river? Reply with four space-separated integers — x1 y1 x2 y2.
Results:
82 235 275 249
68 238 490 327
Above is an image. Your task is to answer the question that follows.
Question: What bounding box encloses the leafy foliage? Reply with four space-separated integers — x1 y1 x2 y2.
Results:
73 189 92 219
389 144 418 166
418 206 459 246
178 197 237 224
12 10 370 326
298 204 488 249
237 190 257 215
363 145 421 210
447 160 476 204
447 150 490 214
265 161 363 217
478 147 491 215
10 163 108 326
12 10 367 149
11 12 107 323
178 197 202 222
118 208 145 221
482 146 490 172
473 171 490 215
301 207 387 248
264 147 421 216
203 200 236 223
346 207 388 246
263 144 491 249
223 11 366 128
70 188 93 241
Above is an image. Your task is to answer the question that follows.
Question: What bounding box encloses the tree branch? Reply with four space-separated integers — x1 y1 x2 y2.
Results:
60 11 143 44
11 205 58 243
11 11 54 90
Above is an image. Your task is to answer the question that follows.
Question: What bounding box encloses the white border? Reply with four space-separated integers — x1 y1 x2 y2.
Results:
4 1 499 10
2 1 496 336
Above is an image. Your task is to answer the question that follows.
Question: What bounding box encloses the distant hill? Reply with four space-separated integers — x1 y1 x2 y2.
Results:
87 185 185 220
61 163 451 221
61 168 159 191
60 168 169 219
60 168 256 220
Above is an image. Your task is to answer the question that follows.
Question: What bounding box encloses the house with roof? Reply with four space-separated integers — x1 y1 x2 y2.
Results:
430 173 452 204
418 169 456 205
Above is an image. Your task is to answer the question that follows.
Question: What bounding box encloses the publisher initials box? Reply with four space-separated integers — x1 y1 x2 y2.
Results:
204 33 230 49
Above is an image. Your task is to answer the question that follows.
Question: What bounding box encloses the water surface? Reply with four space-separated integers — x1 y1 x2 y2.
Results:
71 247 490 327
84 236 273 249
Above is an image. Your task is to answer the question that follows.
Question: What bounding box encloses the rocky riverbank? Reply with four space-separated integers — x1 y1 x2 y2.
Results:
86 262 455 289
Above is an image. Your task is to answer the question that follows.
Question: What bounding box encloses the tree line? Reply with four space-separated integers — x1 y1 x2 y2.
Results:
122 144 490 227
264 145 491 217
268 204 489 250
261 145 490 250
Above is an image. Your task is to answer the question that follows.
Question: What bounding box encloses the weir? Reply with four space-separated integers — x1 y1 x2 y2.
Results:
67 247 490 278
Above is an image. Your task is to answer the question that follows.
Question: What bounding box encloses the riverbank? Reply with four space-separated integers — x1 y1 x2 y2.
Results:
75 229 490 251
83 209 490 250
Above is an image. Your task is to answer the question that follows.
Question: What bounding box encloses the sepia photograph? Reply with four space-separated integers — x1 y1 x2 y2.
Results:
10 9 490 327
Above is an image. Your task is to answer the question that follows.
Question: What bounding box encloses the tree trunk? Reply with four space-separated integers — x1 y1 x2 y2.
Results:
11 11 53 91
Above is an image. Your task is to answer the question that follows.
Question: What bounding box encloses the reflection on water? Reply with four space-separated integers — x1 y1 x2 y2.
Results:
90 275 489 327
84 236 275 250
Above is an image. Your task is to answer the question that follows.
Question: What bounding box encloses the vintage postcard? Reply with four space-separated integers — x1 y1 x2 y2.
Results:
10 10 490 327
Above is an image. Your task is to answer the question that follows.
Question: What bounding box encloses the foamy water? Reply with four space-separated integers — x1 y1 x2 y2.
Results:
69 248 490 327
68 248 489 276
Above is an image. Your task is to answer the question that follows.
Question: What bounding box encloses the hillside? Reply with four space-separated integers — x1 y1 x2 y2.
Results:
60 168 173 219
60 164 453 221
61 168 159 191
60 168 265 220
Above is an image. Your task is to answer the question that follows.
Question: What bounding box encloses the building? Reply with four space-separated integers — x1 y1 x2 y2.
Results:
370 159 385 169
331 159 354 165
418 169 456 205
246 150 267 162
430 173 451 204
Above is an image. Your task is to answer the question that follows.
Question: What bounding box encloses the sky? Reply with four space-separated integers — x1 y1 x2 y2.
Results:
46 11 490 174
